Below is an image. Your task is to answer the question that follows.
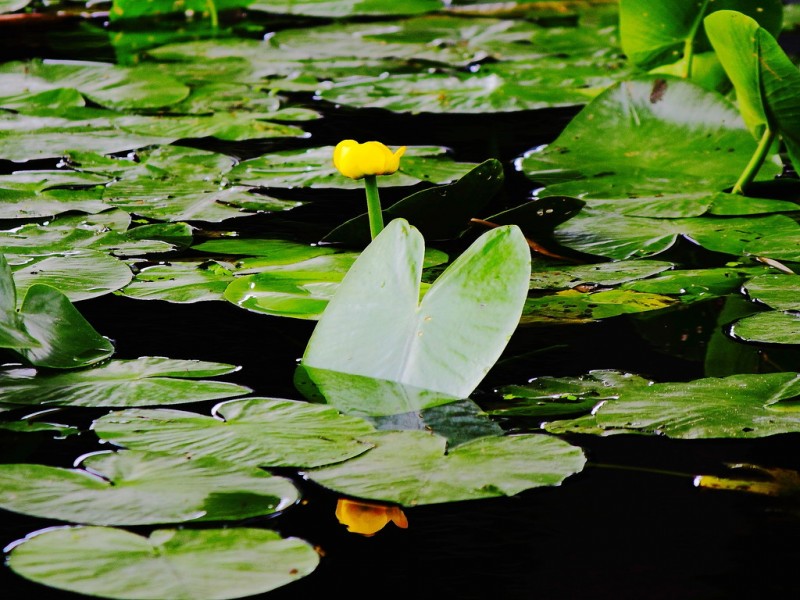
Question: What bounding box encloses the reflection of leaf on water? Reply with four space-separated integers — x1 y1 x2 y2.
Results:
695 463 800 498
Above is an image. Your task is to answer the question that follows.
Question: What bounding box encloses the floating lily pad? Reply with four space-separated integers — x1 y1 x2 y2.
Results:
0 59 191 110
545 372 800 438
10 251 133 303
521 288 676 325
0 450 298 525
729 311 800 345
249 0 444 18
742 274 800 311
519 76 782 195
744 230 800 262
488 370 651 419
0 210 183 258
92 397 377 468
306 429 586 506
0 357 250 407
119 260 236 303
7 526 319 600
230 145 475 189
622 265 773 303
223 253 359 319
552 209 800 260
529 259 674 290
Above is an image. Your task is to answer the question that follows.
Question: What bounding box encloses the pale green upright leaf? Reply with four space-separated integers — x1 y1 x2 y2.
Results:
302 218 531 398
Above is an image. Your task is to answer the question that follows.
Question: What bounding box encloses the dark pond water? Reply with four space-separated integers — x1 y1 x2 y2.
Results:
3 6 800 600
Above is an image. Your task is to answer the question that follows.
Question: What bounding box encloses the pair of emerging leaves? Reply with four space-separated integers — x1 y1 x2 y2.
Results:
0 255 113 369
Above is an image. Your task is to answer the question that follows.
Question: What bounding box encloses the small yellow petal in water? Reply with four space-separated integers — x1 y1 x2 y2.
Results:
335 498 409 537
332 140 407 180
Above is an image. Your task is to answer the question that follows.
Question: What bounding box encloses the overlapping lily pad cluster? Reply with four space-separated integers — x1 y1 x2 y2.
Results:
1 0 800 599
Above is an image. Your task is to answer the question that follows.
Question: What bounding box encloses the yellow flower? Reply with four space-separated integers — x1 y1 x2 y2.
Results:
332 139 407 180
335 498 409 537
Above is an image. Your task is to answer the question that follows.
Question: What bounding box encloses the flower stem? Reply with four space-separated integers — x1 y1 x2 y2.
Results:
731 127 776 195
205 0 219 29
363 175 384 239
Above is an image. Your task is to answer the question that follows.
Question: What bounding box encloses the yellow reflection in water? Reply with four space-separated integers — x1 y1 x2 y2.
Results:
335 498 409 537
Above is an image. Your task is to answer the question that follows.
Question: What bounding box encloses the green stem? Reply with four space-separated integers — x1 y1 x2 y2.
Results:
363 175 384 240
731 128 776 195
682 0 709 78
205 0 219 29
589 462 694 480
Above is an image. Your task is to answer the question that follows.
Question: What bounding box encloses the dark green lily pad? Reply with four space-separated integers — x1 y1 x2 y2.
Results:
230 145 475 189
729 311 800 345
0 450 298 525
0 210 183 258
545 372 800 438
319 59 628 114
488 370 652 419
529 259 674 290
92 397 377 468
744 230 800 262
7 526 319 600
552 209 799 260
0 59 191 110
522 288 676 325
743 274 800 311
519 76 782 195
0 357 250 407
621 265 774 303
306 429 586 506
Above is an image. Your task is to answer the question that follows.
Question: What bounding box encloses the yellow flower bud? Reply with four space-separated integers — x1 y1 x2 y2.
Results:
335 498 409 536
332 139 407 180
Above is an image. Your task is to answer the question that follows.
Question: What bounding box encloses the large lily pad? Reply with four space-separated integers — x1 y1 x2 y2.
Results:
521 288 677 325
0 357 250 408
92 397 377 468
7 526 319 600
529 259 674 290
302 218 531 398
546 372 800 438
0 450 298 525
519 76 782 195
0 59 190 110
742 274 800 311
306 429 586 506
